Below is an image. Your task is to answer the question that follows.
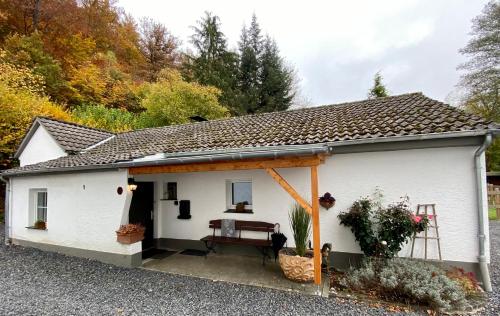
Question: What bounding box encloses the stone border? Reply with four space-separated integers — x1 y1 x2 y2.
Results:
12 238 142 267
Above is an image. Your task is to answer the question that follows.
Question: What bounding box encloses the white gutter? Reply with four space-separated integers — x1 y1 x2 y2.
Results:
474 134 493 292
128 144 331 167
0 176 10 245
2 144 332 177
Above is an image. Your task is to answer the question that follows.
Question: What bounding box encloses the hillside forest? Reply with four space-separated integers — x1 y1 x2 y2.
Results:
0 0 297 170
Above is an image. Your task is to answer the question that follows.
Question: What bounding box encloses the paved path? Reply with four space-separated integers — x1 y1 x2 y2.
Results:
0 223 498 315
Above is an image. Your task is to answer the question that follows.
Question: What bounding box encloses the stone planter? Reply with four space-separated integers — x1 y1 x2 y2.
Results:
116 231 144 244
278 248 315 282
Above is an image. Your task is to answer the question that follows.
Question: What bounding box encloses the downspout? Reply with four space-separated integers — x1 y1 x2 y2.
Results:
474 134 492 292
0 176 10 245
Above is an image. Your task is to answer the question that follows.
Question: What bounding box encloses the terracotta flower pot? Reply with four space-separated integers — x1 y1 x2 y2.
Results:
116 231 144 244
278 248 315 282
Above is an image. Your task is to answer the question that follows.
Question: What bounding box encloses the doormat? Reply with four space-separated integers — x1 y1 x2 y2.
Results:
152 250 177 260
143 248 176 260
179 249 207 256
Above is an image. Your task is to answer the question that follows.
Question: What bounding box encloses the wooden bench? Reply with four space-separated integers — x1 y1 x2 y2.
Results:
200 220 275 265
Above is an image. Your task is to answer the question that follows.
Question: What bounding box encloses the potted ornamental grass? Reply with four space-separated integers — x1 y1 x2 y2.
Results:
279 204 314 282
116 223 145 244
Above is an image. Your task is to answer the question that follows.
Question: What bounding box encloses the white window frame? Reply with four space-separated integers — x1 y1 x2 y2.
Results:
226 180 253 210
30 189 47 224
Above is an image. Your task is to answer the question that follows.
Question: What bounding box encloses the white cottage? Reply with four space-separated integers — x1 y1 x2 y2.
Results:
1 93 498 290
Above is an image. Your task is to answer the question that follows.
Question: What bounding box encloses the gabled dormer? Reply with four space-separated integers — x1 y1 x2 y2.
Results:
14 117 114 167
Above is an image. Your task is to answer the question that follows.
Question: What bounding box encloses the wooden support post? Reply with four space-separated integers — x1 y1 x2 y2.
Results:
265 168 312 214
310 165 321 287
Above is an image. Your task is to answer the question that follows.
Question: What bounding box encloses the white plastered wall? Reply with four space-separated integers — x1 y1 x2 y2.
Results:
135 146 485 264
9 170 140 255
18 125 67 167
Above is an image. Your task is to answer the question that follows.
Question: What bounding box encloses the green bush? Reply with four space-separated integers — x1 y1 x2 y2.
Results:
72 103 138 132
339 258 468 310
338 195 429 258
489 207 498 220
337 198 378 256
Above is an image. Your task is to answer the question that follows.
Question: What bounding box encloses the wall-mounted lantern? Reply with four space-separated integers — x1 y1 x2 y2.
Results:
128 178 138 192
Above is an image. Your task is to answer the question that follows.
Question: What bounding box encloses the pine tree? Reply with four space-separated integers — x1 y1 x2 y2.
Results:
257 37 294 113
238 14 262 113
368 72 389 98
184 12 240 114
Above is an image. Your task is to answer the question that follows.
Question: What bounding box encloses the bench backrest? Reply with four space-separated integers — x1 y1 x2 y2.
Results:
208 219 275 233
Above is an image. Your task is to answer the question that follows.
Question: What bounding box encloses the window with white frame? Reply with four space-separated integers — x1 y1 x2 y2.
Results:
31 189 47 224
227 180 252 211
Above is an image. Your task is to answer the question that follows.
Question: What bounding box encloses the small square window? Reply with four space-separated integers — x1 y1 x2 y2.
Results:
231 181 252 206
29 189 47 228
36 191 47 222
163 182 177 200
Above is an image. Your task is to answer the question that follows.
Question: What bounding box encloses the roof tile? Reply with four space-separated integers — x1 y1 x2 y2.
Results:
38 117 114 152
3 92 498 176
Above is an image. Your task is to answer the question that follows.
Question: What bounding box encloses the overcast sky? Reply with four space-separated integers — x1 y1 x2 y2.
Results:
118 0 487 106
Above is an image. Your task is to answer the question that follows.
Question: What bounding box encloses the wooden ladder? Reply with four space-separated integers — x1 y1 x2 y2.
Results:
410 204 442 260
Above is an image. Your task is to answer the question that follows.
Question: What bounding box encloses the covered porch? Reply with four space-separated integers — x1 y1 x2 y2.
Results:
127 153 329 292
141 248 330 296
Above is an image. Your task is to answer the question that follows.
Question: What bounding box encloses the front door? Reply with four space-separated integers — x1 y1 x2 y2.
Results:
128 182 155 250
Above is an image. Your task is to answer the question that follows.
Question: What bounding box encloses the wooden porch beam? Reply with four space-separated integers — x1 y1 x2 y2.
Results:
129 155 323 175
265 166 322 287
311 165 321 286
264 168 312 214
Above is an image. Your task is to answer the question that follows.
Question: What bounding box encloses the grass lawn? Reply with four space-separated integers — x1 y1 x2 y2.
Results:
490 207 498 220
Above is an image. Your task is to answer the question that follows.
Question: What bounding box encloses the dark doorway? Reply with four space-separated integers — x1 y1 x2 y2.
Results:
128 182 155 255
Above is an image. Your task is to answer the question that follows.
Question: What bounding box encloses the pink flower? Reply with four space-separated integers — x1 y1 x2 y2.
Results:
428 215 433 220
411 214 422 223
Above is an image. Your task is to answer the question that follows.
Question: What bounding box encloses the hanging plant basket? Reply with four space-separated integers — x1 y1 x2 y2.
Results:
319 192 336 210
278 248 314 282
319 200 335 209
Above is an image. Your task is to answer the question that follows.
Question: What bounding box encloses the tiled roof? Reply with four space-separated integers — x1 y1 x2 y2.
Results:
37 117 114 152
4 93 499 176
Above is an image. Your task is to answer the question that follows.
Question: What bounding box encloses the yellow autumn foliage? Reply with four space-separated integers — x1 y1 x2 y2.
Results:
0 55 70 166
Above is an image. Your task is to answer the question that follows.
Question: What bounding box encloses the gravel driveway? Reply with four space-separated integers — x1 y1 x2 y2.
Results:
0 222 499 316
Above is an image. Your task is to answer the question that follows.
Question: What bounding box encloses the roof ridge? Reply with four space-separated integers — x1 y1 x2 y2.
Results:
37 116 115 135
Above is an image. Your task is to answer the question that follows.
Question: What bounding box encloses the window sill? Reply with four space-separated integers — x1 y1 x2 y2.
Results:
26 226 47 231
225 209 254 214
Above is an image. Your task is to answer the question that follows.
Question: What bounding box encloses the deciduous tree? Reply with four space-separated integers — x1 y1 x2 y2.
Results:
138 69 228 127
458 1 500 170
139 18 180 81
72 103 137 132
3 32 68 102
0 55 69 169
